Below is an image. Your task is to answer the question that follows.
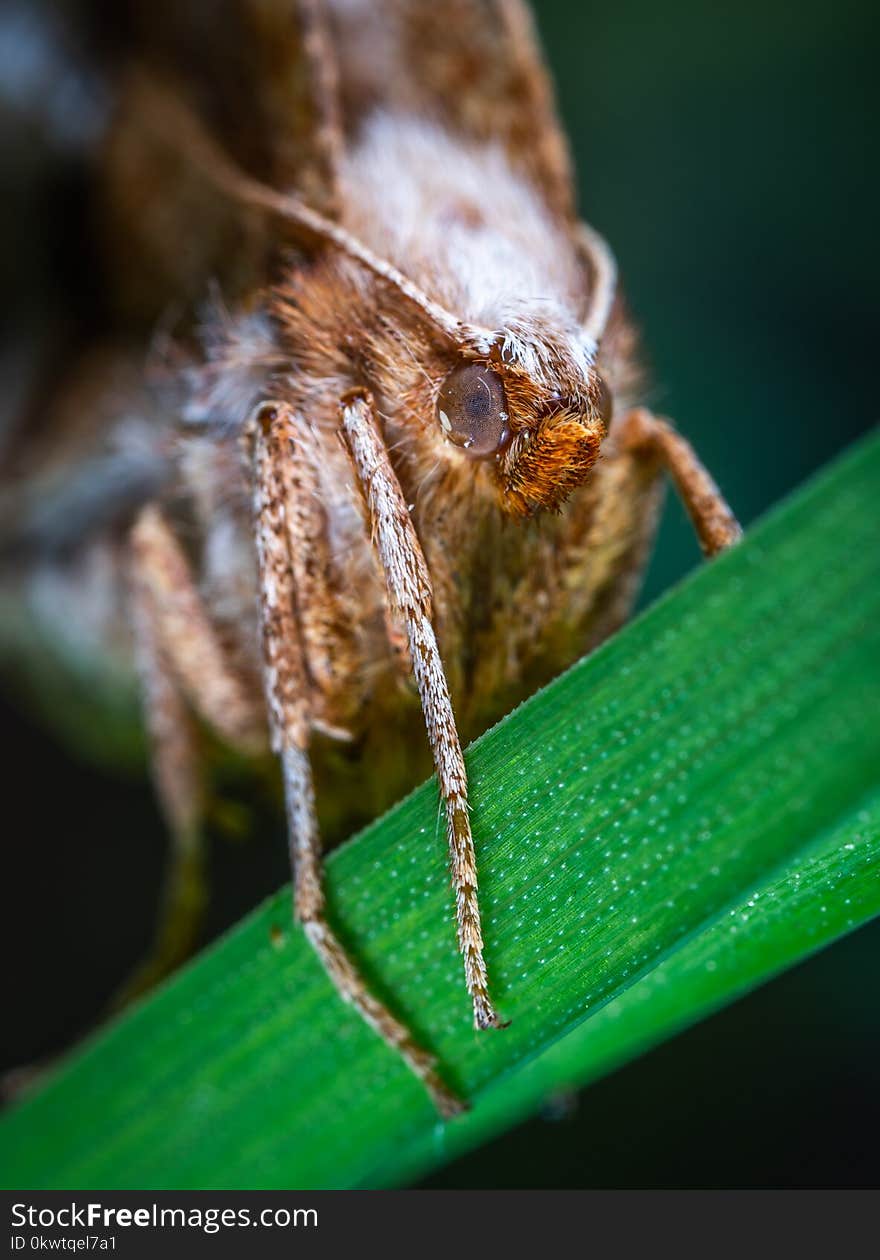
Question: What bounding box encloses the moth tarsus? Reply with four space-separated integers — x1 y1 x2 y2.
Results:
6 0 741 1116
340 390 503 1035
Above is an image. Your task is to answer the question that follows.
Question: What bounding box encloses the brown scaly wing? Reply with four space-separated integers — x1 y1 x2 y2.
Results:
122 0 342 201
328 0 576 223
2 0 346 473
100 0 345 325
0 1 346 737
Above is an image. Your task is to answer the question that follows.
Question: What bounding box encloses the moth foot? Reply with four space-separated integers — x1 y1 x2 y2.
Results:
473 999 510 1031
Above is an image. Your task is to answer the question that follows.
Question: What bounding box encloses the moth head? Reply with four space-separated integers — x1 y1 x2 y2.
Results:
435 326 611 517
176 108 614 515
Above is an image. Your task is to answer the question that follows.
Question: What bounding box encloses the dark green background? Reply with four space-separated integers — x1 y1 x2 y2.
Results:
541 0 878 603
2 0 878 1187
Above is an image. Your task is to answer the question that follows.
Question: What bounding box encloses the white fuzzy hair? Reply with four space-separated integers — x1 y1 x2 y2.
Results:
340 112 585 334
183 305 282 433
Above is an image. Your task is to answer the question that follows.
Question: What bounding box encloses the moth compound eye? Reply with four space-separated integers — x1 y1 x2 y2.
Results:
436 363 508 456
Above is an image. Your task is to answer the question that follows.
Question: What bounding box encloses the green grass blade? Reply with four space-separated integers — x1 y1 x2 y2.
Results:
2 431 878 1190
374 781 880 1185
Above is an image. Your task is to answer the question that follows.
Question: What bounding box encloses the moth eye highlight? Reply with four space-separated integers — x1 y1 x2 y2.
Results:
437 363 508 456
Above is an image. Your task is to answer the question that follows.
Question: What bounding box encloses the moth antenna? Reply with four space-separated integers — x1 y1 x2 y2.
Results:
131 71 480 349
576 221 618 348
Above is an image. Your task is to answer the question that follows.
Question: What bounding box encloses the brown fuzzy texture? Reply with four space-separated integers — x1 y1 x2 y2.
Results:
4 0 670 824
0 1 737 1113
501 413 605 516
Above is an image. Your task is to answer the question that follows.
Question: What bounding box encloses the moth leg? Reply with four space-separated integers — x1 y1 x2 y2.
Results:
129 504 267 754
260 404 360 735
115 505 268 1004
339 390 505 1034
116 556 207 1005
618 408 742 556
250 403 465 1119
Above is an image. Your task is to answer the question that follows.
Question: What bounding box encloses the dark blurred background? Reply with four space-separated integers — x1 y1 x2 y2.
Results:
1 0 878 1187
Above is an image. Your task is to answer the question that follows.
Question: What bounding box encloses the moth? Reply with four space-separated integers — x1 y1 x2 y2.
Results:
2 0 740 1116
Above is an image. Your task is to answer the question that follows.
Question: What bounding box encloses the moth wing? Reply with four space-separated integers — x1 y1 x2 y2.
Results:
120 0 341 205
330 0 576 223
1 1 345 735
2 0 344 491
102 0 344 323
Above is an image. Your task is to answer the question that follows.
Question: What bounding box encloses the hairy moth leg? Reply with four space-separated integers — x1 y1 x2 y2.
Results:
339 390 505 1033
619 408 742 557
118 504 269 1003
272 402 412 688
120 549 206 1004
265 404 360 731
129 504 267 752
250 403 465 1119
